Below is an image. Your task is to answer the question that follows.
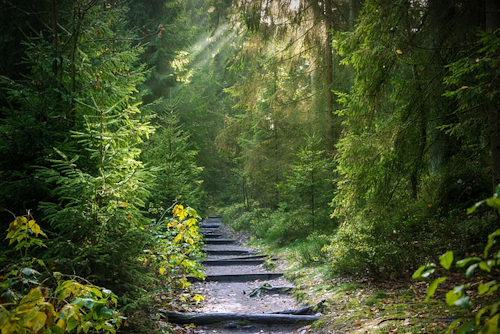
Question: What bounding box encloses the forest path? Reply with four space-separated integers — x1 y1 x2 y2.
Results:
168 216 321 334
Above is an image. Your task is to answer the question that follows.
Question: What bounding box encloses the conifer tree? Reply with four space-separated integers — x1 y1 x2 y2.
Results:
143 103 204 209
1 1 156 298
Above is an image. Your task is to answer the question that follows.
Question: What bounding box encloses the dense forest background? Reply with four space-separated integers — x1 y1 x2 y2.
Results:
1 0 500 332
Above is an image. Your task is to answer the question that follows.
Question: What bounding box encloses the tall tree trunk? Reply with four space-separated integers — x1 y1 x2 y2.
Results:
324 0 335 155
51 0 59 76
410 66 427 198
485 0 500 189
427 0 455 175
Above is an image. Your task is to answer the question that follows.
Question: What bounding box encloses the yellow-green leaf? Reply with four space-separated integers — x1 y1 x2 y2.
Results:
425 277 447 302
192 294 204 305
439 251 454 270
29 311 47 332
479 313 499 334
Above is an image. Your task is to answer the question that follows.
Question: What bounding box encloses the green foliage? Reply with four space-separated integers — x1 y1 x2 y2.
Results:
37 97 155 296
321 0 495 278
414 185 500 334
442 29 500 139
145 204 205 309
277 135 335 232
291 233 332 267
35 19 156 296
221 202 332 248
1 214 123 334
143 106 204 209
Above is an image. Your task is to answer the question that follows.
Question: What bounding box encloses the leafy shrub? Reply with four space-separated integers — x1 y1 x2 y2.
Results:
145 204 205 309
0 213 123 333
414 185 500 333
292 232 332 266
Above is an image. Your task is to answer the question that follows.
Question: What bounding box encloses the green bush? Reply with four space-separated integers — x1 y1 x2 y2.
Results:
0 214 123 334
414 185 500 334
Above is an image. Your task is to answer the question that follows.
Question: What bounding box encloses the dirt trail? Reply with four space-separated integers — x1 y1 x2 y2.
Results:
187 216 320 334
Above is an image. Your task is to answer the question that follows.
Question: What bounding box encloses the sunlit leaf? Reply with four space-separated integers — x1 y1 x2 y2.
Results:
446 317 463 334
29 311 47 332
479 260 494 273
465 263 479 277
456 257 481 267
425 277 447 302
486 197 500 210
439 251 454 270
467 201 484 215
192 294 204 305
445 289 461 306
412 264 435 279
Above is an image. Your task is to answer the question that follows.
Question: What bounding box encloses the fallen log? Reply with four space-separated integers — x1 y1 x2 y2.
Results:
249 283 294 297
161 311 321 325
272 300 325 315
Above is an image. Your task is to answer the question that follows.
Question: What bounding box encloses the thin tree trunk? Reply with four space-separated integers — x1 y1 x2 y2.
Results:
324 0 335 155
51 0 59 76
486 0 500 189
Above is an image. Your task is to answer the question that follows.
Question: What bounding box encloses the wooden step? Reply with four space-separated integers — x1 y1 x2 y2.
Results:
203 259 265 266
200 228 219 234
188 273 283 282
219 254 268 260
199 222 222 228
203 238 237 245
203 233 223 239
204 249 255 256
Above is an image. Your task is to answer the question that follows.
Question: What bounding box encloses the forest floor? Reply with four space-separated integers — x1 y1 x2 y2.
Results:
265 251 481 334
170 222 478 334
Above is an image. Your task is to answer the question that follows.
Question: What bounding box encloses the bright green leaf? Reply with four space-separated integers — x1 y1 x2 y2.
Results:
465 263 479 277
456 257 481 267
413 264 435 279
479 260 494 273
486 197 500 210
425 277 447 302
446 289 461 306
440 251 454 270
467 201 483 214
